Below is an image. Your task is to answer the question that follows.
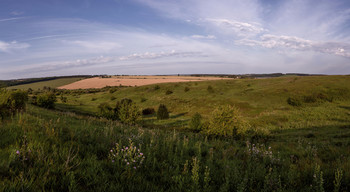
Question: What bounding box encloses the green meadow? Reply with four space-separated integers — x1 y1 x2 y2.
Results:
7 77 84 90
1 75 350 191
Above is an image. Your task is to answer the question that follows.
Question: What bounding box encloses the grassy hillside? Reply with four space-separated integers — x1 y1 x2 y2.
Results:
8 77 85 90
1 105 349 191
56 75 350 131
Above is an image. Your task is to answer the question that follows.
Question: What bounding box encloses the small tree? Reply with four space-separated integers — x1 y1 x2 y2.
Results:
9 90 28 113
118 101 140 124
204 105 248 137
189 112 202 131
36 92 56 109
157 104 169 120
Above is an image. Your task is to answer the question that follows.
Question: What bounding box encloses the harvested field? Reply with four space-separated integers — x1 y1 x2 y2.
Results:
58 76 230 89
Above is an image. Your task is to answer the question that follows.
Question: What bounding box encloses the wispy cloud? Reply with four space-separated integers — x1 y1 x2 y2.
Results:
0 17 26 22
10 11 24 16
0 41 30 52
7 56 115 74
65 40 122 52
237 34 350 58
191 35 216 40
119 50 205 61
205 18 266 37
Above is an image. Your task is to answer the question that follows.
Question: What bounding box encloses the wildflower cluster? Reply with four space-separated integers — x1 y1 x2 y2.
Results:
109 139 145 170
246 141 279 163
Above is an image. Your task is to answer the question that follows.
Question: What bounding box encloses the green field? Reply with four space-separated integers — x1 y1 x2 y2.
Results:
57 75 350 131
7 77 84 90
1 75 350 191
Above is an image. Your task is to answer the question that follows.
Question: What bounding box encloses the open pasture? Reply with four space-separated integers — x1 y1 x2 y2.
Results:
8 77 85 90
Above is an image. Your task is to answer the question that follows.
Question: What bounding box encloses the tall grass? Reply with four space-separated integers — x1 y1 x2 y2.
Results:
0 105 349 191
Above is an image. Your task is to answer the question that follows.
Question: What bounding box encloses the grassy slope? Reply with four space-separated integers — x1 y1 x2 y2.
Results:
7 77 84 90
1 105 349 191
57 75 350 131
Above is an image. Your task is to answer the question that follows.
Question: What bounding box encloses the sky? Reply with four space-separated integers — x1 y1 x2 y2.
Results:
1 0 350 79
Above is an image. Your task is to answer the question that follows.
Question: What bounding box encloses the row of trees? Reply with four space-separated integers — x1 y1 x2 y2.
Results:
98 98 247 137
98 99 170 124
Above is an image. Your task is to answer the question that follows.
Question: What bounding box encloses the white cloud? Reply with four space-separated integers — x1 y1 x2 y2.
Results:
237 34 350 58
8 56 115 74
191 35 216 39
10 11 24 16
0 41 30 52
206 18 266 37
0 17 26 22
119 50 205 61
65 40 122 52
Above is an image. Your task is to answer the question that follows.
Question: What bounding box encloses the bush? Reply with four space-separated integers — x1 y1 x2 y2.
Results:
154 85 160 90
60 95 67 103
287 96 302 107
36 92 56 109
9 90 28 112
165 90 173 95
98 102 115 119
184 87 190 92
142 108 155 115
203 105 248 137
189 113 202 132
117 101 140 124
157 104 169 120
140 98 147 102
0 89 28 120
109 88 117 94
207 85 214 93
110 96 116 101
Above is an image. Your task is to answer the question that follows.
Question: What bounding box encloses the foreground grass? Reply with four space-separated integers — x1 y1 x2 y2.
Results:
8 77 84 90
0 105 349 191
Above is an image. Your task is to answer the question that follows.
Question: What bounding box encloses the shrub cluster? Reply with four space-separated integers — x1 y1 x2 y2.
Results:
157 104 169 120
203 105 248 137
165 90 173 95
189 112 202 132
287 92 333 107
35 92 57 109
0 89 28 120
207 85 214 93
142 108 155 115
98 98 140 124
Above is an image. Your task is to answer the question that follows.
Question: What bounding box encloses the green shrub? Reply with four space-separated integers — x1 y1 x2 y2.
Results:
60 95 67 103
110 96 116 101
117 99 140 124
9 90 28 112
154 85 160 90
109 88 117 94
184 87 190 92
0 89 28 120
36 92 56 109
165 90 173 95
207 85 214 93
203 105 248 137
157 104 169 120
140 97 147 102
287 96 302 106
98 102 114 119
189 112 202 131
142 108 155 115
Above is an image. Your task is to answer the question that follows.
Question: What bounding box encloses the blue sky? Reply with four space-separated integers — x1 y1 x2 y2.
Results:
1 0 350 79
